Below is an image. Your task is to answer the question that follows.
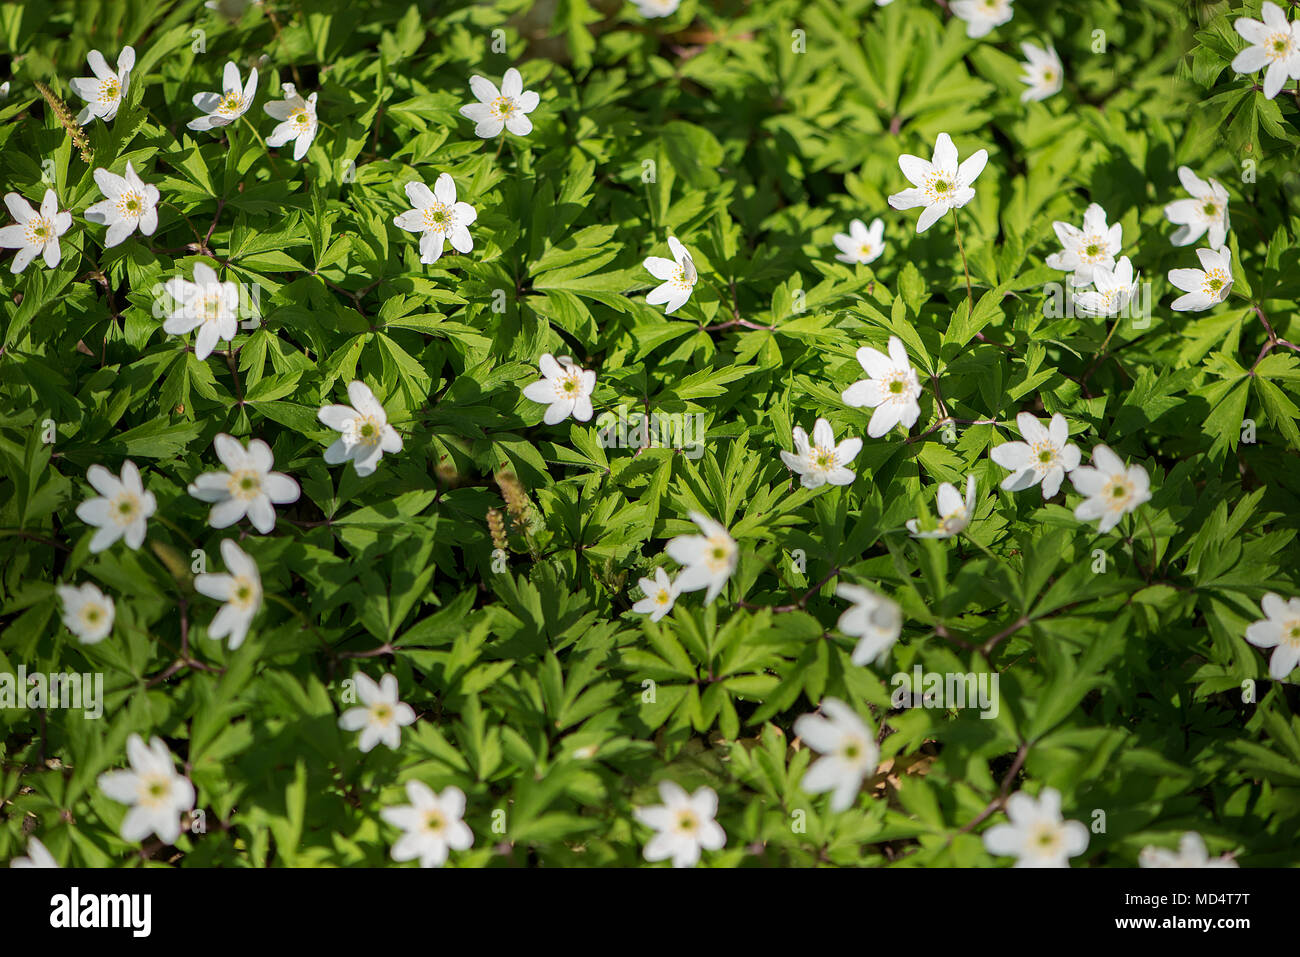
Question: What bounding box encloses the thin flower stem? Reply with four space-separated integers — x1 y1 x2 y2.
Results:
1080 314 1125 384
1141 511 1160 577
152 514 196 549
242 115 279 176
225 348 244 404
0 528 70 551
962 532 1005 568
956 741 1030 835
952 210 974 313
1249 302 1300 372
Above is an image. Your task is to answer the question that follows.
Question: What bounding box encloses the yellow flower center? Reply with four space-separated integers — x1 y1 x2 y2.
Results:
1201 269 1230 300
111 492 140 526
926 173 956 200
552 369 583 400
26 216 54 245
1031 441 1058 471
421 202 453 232
116 190 143 217
229 469 262 500
230 575 258 609
138 774 172 809
1266 32 1295 62
350 415 385 447
1079 234 1107 261
1105 476 1135 510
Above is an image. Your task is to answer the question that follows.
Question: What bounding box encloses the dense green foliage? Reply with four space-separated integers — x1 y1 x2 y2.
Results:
1 0 1298 867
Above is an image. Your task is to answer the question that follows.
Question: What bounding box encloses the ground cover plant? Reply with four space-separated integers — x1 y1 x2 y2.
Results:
1 0 1299 869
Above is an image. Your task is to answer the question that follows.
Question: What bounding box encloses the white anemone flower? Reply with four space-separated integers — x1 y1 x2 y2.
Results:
794 698 880 812
96 734 196 845
633 781 726 868
162 262 240 360
990 412 1081 499
522 353 597 424
950 0 1015 40
338 672 417 753
1019 42 1063 102
1245 593 1300 681
318 381 403 477
1231 2 1300 100
70 46 134 125
1069 445 1152 533
1139 832 1238 868
188 434 301 533
841 335 923 438
632 567 680 623
1070 256 1140 318
85 161 160 248
643 236 698 314
0 189 72 273
459 68 539 138
1045 203 1122 287
907 475 977 539
835 583 903 666
666 512 738 606
1169 246 1234 312
1164 166 1230 249
632 0 681 17
9 836 59 868
194 539 262 650
188 61 258 131
57 582 115 645
393 174 477 265
206 0 264 17
75 461 156 553
780 418 861 488
264 83 318 160
831 218 885 265
888 132 988 234
381 781 474 868
983 787 1089 868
